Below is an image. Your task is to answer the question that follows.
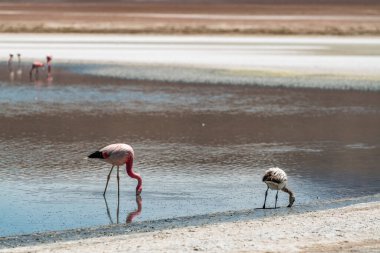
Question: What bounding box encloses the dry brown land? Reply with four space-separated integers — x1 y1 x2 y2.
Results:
1 1 380 35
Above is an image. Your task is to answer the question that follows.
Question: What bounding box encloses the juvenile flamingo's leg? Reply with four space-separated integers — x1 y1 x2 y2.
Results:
103 165 114 196
263 186 269 209
116 196 120 224
275 190 279 209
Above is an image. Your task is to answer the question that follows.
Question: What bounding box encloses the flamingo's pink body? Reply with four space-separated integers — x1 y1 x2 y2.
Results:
32 61 44 68
89 143 142 195
100 143 134 166
30 55 52 79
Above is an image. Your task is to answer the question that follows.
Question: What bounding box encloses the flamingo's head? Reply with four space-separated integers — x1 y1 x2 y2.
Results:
46 55 52 62
88 151 109 159
136 187 142 195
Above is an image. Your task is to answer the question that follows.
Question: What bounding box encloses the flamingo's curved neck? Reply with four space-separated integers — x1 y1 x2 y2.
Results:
126 157 142 194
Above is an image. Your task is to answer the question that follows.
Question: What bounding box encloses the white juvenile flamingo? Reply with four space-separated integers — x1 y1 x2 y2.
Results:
29 55 52 79
88 143 142 196
262 167 295 209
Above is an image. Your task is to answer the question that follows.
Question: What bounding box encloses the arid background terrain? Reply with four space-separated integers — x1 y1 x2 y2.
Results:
1 0 380 34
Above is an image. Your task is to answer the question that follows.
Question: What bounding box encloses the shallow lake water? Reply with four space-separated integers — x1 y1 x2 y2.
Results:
1 66 379 237
0 35 380 237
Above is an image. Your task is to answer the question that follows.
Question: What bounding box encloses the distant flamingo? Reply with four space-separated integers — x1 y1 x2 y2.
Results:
8 54 13 71
8 54 14 81
262 167 295 209
29 55 52 80
16 53 22 78
88 143 142 196
17 53 21 67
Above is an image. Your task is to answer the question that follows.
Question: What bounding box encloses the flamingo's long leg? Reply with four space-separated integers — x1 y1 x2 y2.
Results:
117 166 120 198
29 66 36 81
117 166 120 224
275 190 279 209
263 186 269 209
103 165 114 196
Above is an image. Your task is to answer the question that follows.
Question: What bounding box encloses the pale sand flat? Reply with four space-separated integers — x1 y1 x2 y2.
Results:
1 201 379 253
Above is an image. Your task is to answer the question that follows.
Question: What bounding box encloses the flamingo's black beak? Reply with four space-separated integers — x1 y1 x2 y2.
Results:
88 151 104 159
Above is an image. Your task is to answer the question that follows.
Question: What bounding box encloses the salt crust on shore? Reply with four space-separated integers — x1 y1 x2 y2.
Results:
2 201 379 253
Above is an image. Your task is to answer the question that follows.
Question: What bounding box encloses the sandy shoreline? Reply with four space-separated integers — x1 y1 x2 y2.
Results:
1 201 379 252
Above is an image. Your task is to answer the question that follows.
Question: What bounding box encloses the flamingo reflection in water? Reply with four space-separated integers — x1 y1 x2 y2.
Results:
104 195 142 224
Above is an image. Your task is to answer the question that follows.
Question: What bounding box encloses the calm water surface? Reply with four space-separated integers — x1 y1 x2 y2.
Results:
0 64 379 237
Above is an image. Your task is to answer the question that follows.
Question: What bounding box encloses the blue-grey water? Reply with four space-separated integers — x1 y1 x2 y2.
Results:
0 63 380 237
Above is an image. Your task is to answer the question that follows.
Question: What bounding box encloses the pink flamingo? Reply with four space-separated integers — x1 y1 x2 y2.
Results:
29 55 52 79
88 143 142 196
